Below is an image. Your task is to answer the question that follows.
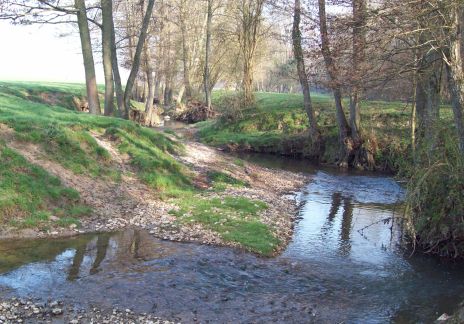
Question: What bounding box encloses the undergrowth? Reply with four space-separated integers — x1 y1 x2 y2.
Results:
406 128 464 259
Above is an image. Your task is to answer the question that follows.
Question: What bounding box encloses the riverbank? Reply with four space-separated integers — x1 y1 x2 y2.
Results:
196 91 454 172
0 297 173 323
0 82 306 256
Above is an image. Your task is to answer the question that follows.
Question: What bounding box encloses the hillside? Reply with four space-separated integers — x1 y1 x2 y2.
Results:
0 81 303 256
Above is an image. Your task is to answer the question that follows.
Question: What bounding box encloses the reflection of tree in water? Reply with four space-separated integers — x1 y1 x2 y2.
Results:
67 242 87 281
68 234 112 280
339 198 353 256
320 193 354 256
66 230 155 280
90 234 111 274
321 192 342 237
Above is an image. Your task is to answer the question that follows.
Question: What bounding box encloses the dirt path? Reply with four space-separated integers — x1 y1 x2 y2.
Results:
0 123 307 253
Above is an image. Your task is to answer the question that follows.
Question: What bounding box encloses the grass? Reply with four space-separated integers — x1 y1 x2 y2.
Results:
0 81 279 255
0 81 189 192
207 170 248 191
0 81 192 229
0 141 85 229
170 195 279 255
198 91 454 171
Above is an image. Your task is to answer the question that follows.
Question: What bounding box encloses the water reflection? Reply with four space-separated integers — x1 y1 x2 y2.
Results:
339 197 353 256
0 230 182 288
0 164 464 323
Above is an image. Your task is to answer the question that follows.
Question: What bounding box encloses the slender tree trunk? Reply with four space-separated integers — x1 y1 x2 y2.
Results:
75 0 100 115
415 49 442 154
243 56 255 105
123 0 155 117
239 0 264 106
203 0 213 109
317 0 351 166
109 3 124 116
177 85 185 106
292 0 322 158
102 0 114 116
144 44 155 113
180 0 192 100
445 2 464 155
411 72 417 160
349 0 366 140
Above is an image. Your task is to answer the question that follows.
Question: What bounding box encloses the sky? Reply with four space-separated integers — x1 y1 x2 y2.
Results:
0 21 128 84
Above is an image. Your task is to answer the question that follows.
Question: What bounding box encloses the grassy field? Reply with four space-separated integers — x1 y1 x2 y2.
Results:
0 81 280 255
198 91 454 171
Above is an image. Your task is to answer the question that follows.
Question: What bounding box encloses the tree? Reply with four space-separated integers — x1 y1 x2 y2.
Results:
101 0 115 116
317 0 351 166
75 0 101 115
203 0 213 109
291 0 322 158
445 1 464 156
123 0 156 117
349 0 366 141
235 0 266 106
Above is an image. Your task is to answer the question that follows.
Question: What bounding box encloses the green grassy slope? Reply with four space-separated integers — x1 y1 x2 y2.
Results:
0 82 280 255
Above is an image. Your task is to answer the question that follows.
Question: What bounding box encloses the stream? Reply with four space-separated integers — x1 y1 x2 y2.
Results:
1 151 464 323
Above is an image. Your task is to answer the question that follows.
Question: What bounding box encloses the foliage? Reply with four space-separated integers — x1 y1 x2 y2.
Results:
406 128 464 259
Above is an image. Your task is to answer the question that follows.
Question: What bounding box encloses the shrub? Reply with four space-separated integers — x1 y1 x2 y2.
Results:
406 142 464 259
215 92 256 124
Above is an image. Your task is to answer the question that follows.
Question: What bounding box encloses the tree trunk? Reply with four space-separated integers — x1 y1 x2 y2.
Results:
123 0 155 117
349 0 366 140
144 44 155 113
292 0 322 158
445 2 464 155
317 0 351 166
101 0 114 116
180 0 192 101
243 57 255 105
109 3 124 116
203 0 213 109
415 50 442 153
75 0 100 115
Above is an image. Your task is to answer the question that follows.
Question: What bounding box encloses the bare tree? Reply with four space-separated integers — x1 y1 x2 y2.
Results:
317 0 351 166
291 0 322 157
235 0 266 105
101 0 115 116
75 0 101 114
123 0 156 116
445 1 464 155
203 0 213 109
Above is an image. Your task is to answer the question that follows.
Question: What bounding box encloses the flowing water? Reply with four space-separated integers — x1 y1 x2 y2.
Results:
1 153 464 323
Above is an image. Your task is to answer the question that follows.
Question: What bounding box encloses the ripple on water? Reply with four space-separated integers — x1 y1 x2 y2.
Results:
1 159 464 323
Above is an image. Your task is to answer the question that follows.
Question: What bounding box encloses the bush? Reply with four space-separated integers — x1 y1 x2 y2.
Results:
406 151 464 258
215 92 256 124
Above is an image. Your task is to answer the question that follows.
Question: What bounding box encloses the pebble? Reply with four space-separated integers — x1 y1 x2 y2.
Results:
52 307 63 315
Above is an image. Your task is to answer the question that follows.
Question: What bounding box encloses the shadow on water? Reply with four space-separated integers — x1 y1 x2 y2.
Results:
1 153 464 323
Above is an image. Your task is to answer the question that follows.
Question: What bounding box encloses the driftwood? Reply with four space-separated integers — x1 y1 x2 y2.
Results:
129 106 162 127
174 100 215 123
72 96 89 112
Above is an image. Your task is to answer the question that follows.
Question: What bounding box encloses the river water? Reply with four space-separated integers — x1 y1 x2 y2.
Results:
1 153 463 323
